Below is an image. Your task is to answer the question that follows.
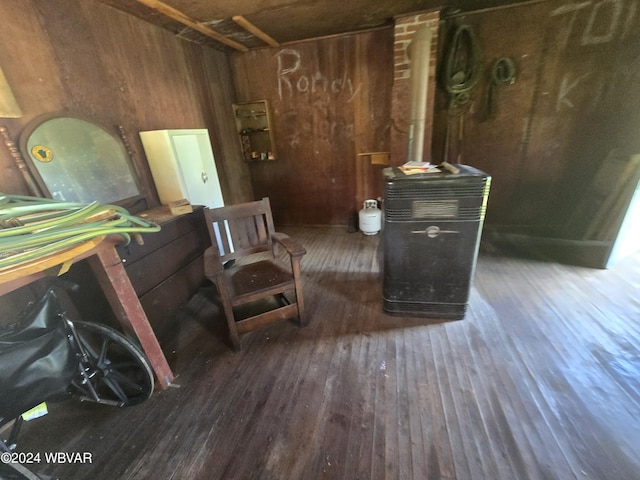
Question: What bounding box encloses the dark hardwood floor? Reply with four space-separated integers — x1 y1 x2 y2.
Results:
12 226 640 480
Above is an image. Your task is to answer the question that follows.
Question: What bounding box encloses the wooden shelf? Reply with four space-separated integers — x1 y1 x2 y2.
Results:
233 100 276 162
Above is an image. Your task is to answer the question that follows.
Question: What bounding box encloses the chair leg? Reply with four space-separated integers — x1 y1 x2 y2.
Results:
224 306 241 351
294 287 306 327
215 279 241 351
277 292 305 327
228 326 241 351
290 257 306 327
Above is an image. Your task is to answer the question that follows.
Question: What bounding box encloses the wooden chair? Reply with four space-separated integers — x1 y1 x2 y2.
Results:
203 198 307 350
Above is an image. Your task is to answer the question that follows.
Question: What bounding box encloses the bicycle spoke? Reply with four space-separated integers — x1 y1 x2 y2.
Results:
107 369 145 393
101 375 129 405
97 337 110 367
107 360 143 370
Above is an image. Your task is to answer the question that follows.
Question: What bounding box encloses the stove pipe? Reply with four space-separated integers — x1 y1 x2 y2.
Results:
407 27 433 164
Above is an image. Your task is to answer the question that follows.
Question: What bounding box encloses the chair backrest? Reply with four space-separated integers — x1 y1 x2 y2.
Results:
204 197 276 263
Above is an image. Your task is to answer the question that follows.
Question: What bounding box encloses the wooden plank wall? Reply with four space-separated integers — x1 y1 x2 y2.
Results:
1 1 637 236
230 28 393 226
229 0 640 235
432 0 640 235
0 0 251 207
0 0 252 325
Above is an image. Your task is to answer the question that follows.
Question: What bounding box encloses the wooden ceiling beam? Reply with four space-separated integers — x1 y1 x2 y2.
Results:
232 15 280 47
133 0 248 52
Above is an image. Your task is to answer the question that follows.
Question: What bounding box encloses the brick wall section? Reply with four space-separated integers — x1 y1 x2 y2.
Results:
394 11 440 83
389 10 441 165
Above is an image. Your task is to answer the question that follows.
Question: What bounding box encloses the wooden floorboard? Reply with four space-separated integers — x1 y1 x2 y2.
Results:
11 226 640 480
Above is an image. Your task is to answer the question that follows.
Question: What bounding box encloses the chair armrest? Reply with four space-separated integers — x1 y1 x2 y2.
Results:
272 232 306 257
204 246 224 278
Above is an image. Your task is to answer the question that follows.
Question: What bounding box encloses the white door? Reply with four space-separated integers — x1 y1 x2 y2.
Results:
171 132 224 208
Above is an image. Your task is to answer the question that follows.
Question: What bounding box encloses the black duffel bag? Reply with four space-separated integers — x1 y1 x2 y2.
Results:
0 290 77 426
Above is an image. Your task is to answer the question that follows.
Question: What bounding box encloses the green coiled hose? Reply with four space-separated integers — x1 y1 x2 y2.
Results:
0 193 160 269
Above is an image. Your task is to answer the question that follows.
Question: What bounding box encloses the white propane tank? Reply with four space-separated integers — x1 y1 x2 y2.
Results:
359 199 382 235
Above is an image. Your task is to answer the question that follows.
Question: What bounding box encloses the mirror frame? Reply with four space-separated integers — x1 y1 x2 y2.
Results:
19 112 147 211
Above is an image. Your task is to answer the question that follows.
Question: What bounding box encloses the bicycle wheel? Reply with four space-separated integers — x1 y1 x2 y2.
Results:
71 321 154 407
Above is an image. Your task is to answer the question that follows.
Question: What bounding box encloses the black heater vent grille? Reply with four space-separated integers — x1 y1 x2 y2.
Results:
383 300 467 319
386 203 487 222
385 183 487 200
412 199 458 218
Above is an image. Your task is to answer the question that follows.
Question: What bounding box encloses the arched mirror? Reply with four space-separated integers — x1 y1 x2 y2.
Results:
19 114 145 209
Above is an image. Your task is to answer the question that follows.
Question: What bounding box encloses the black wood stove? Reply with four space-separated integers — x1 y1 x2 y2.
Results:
382 164 491 320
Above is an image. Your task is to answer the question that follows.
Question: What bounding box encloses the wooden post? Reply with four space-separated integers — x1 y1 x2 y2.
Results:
89 243 175 389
